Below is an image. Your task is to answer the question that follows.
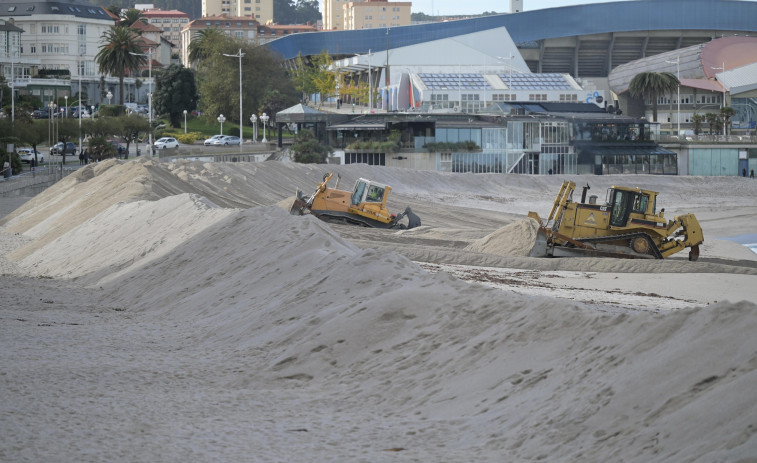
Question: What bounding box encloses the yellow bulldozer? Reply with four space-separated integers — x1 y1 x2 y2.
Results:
528 180 703 260
290 172 421 229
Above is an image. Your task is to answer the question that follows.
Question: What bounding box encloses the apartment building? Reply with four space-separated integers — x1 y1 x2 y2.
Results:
181 15 315 66
323 0 410 31
139 8 189 53
323 0 353 31
343 0 410 30
0 2 117 105
202 0 274 24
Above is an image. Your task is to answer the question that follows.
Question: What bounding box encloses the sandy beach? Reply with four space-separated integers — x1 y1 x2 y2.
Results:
1 158 756 462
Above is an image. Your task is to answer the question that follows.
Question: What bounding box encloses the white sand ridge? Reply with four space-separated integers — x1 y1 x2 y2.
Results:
1 158 757 461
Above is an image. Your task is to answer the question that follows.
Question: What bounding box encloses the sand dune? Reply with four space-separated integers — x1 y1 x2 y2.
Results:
1 158 756 462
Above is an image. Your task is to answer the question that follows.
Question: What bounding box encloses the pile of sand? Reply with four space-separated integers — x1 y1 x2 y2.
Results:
465 217 540 256
1 159 757 462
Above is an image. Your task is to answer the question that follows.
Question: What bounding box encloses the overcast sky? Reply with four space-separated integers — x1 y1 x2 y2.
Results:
413 0 754 15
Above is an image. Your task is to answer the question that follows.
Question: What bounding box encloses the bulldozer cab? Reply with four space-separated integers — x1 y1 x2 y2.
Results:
351 179 388 206
606 187 656 227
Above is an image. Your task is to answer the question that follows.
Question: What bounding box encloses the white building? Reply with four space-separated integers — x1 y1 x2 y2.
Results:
0 0 119 107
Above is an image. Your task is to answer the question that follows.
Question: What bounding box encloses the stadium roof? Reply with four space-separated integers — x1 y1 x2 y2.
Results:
266 0 757 61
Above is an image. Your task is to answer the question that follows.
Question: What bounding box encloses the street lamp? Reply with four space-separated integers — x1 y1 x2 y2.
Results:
106 91 112 105
223 48 245 152
78 53 83 155
249 113 257 143
64 96 68 118
217 114 226 135
711 61 727 136
665 55 680 136
260 112 269 143
9 48 17 123
129 47 154 156
183 109 187 134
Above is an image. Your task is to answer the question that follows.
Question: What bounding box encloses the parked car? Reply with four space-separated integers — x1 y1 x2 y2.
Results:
153 137 179 149
212 135 241 146
32 109 49 119
50 142 77 156
18 148 43 164
203 134 225 146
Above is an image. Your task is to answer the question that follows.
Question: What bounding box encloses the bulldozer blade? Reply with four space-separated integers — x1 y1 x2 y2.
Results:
404 207 421 229
289 197 310 216
529 226 549 257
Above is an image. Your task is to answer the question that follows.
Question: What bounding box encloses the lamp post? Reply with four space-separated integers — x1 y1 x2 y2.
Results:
218 114 226 135
183 109 187 134
78 54 83 155
223 48 245 152
48 101 54 152
665 55 680 136
260 112 269 143
64 96 68 118
106 91 112 105
10 49 16 123
711 61 726 136
129 47 153 156
249 113 257 143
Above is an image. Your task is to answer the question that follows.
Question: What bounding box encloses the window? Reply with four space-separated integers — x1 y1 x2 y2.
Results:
8 6 16 11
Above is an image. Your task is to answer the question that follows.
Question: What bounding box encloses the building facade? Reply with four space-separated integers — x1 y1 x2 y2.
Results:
322 0 352 31
0 1 117 107
202 0 274 24
343 0 410 30
180 15 316 67
139 8 189 54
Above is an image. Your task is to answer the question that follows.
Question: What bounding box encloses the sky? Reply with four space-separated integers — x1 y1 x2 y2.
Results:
414 0 620 15
412 0 757 16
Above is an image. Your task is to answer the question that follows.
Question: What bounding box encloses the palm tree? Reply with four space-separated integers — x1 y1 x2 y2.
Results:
720 106 735 136
96 26 145 106
188 28 227 68
628 71 679 123
120 9 145 27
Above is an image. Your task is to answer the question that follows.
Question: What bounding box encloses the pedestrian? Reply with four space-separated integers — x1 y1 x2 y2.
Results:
79 151 84 165
751 169 755 179
742 168 747 177
3 159 10 178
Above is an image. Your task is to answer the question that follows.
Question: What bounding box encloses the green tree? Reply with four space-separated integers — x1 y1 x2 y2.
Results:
691 113 704 135
259 89 297 126
188 28 226 68
120 8 144 27
88 135 117 162
308 51 337 107
720 106 735 136
291 128 331 163
105 4 121 18
153 64 198 128
290 53 318 103
96 25 145 106
628 71 679 123
705 112 719 135
112 114 150 158
194 33 296 126
20 121 50 165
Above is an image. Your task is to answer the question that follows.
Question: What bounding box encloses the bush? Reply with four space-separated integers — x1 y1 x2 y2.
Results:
98 105 127 117
87 135 117 161
174 132 203 145
291 129 331 163
423 141 480 152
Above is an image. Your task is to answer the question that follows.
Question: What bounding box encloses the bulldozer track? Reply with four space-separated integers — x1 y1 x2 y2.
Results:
576 232 663 259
